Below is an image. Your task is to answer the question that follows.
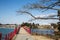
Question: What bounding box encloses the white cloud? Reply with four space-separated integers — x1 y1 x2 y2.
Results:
35 13 57 18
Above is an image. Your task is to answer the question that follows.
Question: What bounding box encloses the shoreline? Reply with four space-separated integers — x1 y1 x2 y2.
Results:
0 27 15 29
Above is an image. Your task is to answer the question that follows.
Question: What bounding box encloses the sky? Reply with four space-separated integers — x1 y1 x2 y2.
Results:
0 0 59 25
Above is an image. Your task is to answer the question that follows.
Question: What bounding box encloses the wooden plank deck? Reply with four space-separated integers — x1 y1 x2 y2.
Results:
13 27 34 40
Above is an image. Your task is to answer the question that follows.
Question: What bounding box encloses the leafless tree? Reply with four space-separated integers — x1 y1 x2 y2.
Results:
17 10 58 21
17 0 60 31
24 0 60 11
16 0 60 22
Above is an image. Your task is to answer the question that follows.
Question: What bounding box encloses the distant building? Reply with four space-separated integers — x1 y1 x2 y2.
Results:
0 24 18 29
37 25 52 29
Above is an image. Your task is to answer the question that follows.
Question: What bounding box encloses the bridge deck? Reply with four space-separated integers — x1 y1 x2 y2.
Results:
13 27 34 40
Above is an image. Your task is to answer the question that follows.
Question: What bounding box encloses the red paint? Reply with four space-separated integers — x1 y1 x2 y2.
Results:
5 34 9 40
23 27 31 34
5 26 21 40
0 33 2 40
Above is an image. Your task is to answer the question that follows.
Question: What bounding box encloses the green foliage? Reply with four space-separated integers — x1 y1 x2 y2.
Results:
21 22 38 29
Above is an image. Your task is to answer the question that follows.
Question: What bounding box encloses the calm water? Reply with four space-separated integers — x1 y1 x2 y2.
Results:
0 28 14 40
31 29 54 35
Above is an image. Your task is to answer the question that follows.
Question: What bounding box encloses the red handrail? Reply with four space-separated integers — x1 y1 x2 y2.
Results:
4 26 20 40
23 27 31 34
17 27 20 34
0 33 2 40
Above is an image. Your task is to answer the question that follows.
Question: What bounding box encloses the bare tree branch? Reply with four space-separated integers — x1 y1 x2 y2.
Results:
30 4 60 10
17 0 60 22
46 15 57 17
28 18 59 21
17 10 58 21
24 0 60 11
17 10 36 19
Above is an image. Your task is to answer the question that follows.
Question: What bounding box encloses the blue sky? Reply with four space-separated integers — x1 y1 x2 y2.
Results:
0 0 59 24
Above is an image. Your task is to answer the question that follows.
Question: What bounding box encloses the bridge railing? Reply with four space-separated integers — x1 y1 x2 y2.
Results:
4 26 20 40
0 33 2 40
23 27 31 34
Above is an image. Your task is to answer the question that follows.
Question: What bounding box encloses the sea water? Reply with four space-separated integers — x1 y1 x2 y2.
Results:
0 28 14 40
31 29 54 35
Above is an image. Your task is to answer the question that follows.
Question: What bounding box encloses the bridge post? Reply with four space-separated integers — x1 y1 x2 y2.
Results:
0 33 2 40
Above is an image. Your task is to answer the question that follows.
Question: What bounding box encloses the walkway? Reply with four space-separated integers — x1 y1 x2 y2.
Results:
14 27 34 40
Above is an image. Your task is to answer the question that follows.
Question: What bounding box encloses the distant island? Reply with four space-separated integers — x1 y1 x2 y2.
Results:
0 24 18 29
